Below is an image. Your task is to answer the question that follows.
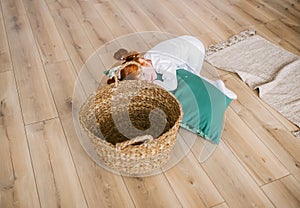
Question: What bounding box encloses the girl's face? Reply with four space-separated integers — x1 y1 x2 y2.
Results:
121 64 141 80
138 58 152 67
107 55 155 84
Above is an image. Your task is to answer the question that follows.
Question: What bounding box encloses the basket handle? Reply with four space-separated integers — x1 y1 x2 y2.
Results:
113 67 122 87
116 135 154 152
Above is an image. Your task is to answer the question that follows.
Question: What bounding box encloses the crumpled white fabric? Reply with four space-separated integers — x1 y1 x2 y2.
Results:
144 35 205 91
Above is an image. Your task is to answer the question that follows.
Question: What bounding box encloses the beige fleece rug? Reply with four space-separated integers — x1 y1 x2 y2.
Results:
205 30 300 137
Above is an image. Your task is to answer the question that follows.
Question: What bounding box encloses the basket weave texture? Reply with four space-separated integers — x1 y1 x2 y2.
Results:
79 80 183 175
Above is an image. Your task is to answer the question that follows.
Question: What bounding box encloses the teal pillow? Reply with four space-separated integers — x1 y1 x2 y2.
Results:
166 69 232 144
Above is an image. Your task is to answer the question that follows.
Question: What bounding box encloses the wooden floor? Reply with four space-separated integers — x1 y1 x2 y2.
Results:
1 0 300 207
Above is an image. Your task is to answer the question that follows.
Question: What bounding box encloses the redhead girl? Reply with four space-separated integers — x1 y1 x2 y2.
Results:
106 35 206 91
104 35 236 144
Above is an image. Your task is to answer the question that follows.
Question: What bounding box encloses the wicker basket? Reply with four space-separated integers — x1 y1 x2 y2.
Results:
79 79 183 175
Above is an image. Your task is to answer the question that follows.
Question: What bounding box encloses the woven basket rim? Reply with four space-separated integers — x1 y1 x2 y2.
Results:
79 80 183 152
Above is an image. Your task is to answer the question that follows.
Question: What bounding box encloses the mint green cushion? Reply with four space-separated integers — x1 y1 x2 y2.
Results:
167 69 232 144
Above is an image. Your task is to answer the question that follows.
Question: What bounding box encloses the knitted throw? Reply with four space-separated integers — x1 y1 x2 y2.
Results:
206 30 300 138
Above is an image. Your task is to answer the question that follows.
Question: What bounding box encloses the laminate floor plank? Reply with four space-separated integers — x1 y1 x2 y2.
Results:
223 107 289 185
0 71 40 208
246 0 286 21
1 0 299 207
50 8 98 72
45 61 135 208
124 175 182 208
1 0 26 17
223 75 300 182
196 141 275 208
2 0 41 69
212 203 230 208
261 0 300 23
264 19 300 53
74 1 115 49
112 0 176 52
112 0 160 32
226 0 277 23
164 152 224 208
132 0 188 35
159 0 212 35
26 118 88 208
0 4 11 72
3 13 58 124
202 0 246 28
22 0 69 64
183 0 236 39
0 72 19 208
94 0 135 38
262 175 300 208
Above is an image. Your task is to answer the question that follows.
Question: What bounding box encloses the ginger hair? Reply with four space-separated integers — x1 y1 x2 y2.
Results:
107 49 142 84
107 64 141 84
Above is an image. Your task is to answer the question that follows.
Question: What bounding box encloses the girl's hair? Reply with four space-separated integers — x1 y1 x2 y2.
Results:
107 64 140 84
107 49 142 84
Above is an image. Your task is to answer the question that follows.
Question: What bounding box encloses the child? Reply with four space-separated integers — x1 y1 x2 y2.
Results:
106 35 205 91
104 35 236 144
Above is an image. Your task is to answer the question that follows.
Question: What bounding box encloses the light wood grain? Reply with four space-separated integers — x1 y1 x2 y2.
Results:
245 0 285 21
22 0 69 64
262 175 300 208
112 0 160 32
212 203 230 208
0 5 11 72
197 32 224 48
77 2 115 49
165 152 224 208
0 71 40 208
50 8 96 72
264 19 300 54
96 0 175 72
202 0 244 28
2 0 41 70
45 0 70 10
45 61 135 208
183 0 235 38
94 0 148 52
132 0 187 35
217 0 272 26
3 13 57 124
1 0 299 207
223 107 289 185
159 0 212 35
199 141 274 208
112 0 183 57
223 75 300 182
94 0 134 37
1 0 27 17
0 73 16 208
26 118 88 208
79 55 106 95
261 0 300 23
14 65 58 124
226 0 275 23
55 0 115 50
124 175 182 208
